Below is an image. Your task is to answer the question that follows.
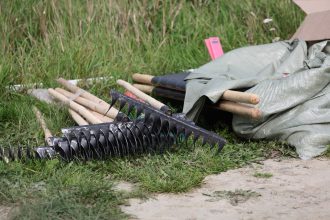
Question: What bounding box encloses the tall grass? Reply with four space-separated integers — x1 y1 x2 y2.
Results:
0 0 303 88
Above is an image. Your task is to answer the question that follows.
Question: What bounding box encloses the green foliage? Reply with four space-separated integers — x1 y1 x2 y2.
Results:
0 0 303 219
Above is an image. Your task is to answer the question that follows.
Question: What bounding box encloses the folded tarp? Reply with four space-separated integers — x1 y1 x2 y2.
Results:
184 40 330 159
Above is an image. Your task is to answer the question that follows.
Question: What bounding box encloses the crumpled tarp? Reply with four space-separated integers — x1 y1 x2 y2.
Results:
183 40 330 159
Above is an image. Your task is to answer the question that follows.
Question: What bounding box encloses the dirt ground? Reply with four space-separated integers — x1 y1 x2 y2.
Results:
122 158 330 220
0 207 11 220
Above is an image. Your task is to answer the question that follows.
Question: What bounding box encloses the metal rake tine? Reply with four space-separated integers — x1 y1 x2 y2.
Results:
118 98 127 112
8 146 15 161
117 125 131 156
17 145 23 160
136 106 143 118
127 125 140 155
133 123 148 153
116 129 129 156
133 126 145 154
107 129 120 157
108 124 123 157
99 129 110 157
144 110 151 123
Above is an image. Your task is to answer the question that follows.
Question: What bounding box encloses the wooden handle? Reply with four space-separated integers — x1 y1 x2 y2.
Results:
132 73 154 85
48 88 103 124
132 83 260 119
56 77 110 107
222 90 259 105
32 106 53 145
132 84 154 94
213 100 261 119
132 74 260 104
117 79 166 110
55 88 118 119
90 110 114 123
68 108 89 126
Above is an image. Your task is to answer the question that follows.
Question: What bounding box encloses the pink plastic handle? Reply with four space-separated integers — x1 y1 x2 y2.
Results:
204 37 224 60
209 37 224 59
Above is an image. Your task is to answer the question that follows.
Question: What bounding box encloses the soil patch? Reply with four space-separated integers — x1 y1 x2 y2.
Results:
0 206 11 220
122 158 330 220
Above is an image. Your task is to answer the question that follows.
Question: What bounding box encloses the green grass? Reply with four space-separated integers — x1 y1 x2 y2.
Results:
253 172 273 178
0 0 303 219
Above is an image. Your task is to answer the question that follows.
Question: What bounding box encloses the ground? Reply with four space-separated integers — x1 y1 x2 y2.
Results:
122 158 330 220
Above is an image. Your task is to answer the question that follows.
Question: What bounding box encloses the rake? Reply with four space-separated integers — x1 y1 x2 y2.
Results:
0 90 226 162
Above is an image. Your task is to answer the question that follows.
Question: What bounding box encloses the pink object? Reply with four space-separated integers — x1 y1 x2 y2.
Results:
204 37 224 60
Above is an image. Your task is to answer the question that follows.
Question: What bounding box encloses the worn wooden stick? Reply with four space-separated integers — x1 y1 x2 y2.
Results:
32 106 53 146
133 83 261 119
132 73 154 85
68 108 89 126
55 88 118 119
132 73 260 104
56 77 111 107
132 84 154 94
90 110 114 123
48 88 102 124
213 101 261 119
117 79 167 111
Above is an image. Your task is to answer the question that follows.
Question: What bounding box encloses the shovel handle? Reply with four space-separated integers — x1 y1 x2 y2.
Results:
117 79 170 113
222 90 260 105
32 106 53 145
132 73 260 105
213 101 261 120
48 88 103 124
132 73 153 85
57 78 109 107
68 109 89 126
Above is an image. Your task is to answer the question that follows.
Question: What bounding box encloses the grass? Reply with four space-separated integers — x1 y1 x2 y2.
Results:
253 172 273 178
0 0 303 219
203 189 261 206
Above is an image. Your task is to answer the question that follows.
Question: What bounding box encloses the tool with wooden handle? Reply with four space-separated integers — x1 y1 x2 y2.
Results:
48 88 103 124
132 83 261 120
57 78 109 107
68 108 89 126
32 106 53 146
133 72 188 92
132 73 260 105
117 79 171 115
55 88 119 120
133 84 185 101
90 110 114 123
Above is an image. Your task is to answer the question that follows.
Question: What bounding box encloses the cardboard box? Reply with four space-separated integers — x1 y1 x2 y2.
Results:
292 0 330 41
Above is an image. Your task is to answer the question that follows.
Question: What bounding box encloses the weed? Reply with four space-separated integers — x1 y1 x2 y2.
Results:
253 172 273 178
203 189 261 206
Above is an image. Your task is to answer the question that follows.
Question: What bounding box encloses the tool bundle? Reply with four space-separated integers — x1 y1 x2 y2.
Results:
0 89 226 162
132 72 262 119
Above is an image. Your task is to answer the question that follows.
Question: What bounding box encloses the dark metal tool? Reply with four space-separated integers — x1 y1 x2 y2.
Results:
0 90 226 162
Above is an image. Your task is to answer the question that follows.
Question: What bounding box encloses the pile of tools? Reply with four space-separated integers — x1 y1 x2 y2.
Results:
0 78 226 162
131 72 261 119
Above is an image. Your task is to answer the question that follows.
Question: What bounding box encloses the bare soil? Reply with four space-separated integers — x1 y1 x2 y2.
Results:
0 206 11 220
122 158 330 220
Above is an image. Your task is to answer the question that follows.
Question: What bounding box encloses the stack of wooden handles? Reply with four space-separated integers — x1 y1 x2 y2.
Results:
48 78 119 126
48 73 261 126
131 73 261 119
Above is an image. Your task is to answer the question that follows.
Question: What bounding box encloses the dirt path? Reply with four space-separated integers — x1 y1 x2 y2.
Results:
0 206 11 220
122 158 330 220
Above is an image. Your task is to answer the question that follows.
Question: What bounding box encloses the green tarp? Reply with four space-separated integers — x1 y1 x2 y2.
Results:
184 40 330 159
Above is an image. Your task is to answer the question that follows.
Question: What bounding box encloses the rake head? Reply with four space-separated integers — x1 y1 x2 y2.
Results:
0 90 226 163
109 90 226 152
